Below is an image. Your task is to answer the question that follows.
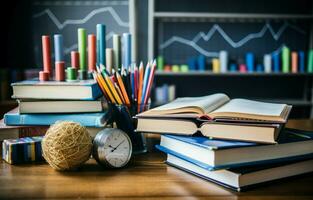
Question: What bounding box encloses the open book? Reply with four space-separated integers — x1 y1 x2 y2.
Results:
136 94 291 143
138 93 291 123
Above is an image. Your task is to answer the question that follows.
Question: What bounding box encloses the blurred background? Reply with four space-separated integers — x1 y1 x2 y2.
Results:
1 0 313 118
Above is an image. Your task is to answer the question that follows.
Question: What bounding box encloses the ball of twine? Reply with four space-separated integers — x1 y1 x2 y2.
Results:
42 121 92 171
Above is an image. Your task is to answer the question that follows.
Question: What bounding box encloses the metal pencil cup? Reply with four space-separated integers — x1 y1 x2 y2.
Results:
108 103 149 154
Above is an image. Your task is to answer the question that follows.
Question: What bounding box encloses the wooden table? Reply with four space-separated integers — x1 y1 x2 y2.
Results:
0 120 313 199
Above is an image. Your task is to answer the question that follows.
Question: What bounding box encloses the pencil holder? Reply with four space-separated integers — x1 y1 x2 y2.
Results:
108 103 149 154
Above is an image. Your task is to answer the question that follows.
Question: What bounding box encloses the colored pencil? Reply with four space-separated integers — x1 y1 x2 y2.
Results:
116 70 131 105
92 72 109 101
102 71 123 105
94 71 116 104
143 60 156 107
140 62 151 111
134 64 138 101
137 61 144 111
114 82 125 104
130 66 135 100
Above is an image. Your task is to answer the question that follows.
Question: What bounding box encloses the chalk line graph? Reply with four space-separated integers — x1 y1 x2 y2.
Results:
32 7 129 30
159 22 306 57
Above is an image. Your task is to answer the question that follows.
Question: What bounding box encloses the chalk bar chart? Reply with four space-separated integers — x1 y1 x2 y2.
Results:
31 0 129 67
158 21 308 64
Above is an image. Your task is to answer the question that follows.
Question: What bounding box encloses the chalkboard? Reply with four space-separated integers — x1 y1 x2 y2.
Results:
158 20 309 64
153 0 311 65
31 0 130 67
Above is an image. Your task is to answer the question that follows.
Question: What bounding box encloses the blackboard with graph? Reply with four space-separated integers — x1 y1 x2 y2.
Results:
31 0 131 67
151 0 312 65
158 21 309 64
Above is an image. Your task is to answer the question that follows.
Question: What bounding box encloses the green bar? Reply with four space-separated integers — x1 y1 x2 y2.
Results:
113 34 121 70
66 67 77 81
282 46 290 73
308 49 313 73
157 56 164 71
172 65 180 72
78 28 87 71
180 64 189 72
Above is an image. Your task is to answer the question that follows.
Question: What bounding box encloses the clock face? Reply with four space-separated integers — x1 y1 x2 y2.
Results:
102 129 132 168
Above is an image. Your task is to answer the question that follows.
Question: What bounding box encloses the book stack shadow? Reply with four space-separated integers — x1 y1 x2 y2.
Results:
135 93 313 191
1 80 109 163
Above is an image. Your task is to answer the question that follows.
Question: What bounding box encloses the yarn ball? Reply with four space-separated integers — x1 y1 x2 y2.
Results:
42 121 92 171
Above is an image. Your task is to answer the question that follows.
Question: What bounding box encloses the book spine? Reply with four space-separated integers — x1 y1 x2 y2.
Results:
4 113 105 127
19 127 48 138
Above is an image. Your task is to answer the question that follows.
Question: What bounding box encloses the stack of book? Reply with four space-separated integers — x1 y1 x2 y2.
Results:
1 80 109 141
136 93 313 191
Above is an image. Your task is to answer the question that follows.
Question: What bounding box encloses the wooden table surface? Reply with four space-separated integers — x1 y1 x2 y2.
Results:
0 120 313 199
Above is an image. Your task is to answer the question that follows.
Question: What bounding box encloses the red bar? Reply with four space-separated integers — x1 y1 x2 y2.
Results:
39 71 49 81
71 51 80 69
239 64 247 73
42 35 52 75
291 52 298 73
88 34 96 72
55 61 65 81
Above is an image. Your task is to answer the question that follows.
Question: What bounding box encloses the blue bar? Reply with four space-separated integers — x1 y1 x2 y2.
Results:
256 64 263 72
97 24 106 66
188 57 197 71
272 53 280 72
229 63 237 72
299 51 305 73
197 55 206 71
122 33 132 68
246 52 254 72
54 34 63 62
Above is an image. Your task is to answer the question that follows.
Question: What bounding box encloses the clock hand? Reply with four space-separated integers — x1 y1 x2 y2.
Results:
111 140 125 152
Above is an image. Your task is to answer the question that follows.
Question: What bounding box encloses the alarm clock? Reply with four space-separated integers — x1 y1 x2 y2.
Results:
93 128 132 168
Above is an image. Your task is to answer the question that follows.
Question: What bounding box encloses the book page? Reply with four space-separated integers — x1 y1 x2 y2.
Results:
210 99 287 117
147 93 229 115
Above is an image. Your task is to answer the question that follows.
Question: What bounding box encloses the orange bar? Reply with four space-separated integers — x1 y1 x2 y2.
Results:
88 34 96 72
42 35 52 76
39 71 49 81
71 51 80 69
291 51 298 73
55 61 65 81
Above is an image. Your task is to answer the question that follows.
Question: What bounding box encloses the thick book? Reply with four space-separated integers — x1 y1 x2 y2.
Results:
18 99 104 114
136 93 291 143
0 119 48 141
156 129 313 170
137 118 282 143
4 107 110 127
138 93 291 123
11 80 102 100
166 153 313 191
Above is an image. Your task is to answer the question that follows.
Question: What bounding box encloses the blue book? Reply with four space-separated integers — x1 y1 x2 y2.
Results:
156 128 313 171
11 80 102 100
166 153 313 192
4 108 110 127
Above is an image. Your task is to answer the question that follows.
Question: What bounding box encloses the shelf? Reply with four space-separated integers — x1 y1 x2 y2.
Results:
154 12 313 20
253 99 313 106
155 71 313 77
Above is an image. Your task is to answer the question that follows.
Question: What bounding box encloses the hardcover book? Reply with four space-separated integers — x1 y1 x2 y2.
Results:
137 93 291 143
4 107 110 127
156 128 313 170
11 80 102 100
